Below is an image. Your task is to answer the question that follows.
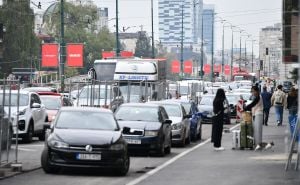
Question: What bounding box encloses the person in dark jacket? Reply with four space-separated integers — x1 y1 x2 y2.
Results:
286 87 298 139
211 88 227 151
261 86 272 126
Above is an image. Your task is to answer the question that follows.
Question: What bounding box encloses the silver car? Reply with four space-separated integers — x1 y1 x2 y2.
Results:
149 101 191 147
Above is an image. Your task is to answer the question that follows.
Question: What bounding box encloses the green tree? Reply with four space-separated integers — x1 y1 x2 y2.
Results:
43 1 116 75
0 0 40 78
134 31 152 58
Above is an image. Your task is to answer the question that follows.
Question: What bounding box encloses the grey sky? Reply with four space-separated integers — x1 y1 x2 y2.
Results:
32 0 282 55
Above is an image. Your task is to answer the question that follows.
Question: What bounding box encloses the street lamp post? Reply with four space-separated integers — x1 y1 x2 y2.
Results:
60 0 65 92
180 4 184 78
251 39 256 73
210 13 215 82
151 0 155 59
201 15 204 80
116 0 120 57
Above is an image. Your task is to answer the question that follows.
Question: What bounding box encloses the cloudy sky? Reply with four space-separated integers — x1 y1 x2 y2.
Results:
30 0 282 55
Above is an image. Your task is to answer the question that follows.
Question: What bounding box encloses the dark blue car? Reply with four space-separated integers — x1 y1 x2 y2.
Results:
169 99 202 141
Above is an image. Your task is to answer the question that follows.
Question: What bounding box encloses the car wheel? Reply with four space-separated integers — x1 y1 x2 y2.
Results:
197 123 202 140
185 133 191 145
114 153 130 176
165 135 171 154
157 139 165 157
38 128 46 141
23 123 33 143
180 130 186 147
41 148 59 174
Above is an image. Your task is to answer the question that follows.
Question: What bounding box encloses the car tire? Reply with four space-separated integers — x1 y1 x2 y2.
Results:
185 131 191 145
157 139 165 157
23 123 33 143
165 135 171 154
41 148 59 174
197 123 202 140
180 130 186 147
114 153 130 176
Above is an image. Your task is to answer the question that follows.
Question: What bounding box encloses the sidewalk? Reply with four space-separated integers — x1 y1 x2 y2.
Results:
134 110 300 185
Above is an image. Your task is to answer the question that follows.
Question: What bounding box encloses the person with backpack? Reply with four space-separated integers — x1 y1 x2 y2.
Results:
271 85 286 126
261 85 272 126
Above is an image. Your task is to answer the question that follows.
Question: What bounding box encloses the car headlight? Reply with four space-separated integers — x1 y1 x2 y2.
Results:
13 108 26 116
171 123 183 130
144 130 158 136
48 140 69 149
110 143 125 150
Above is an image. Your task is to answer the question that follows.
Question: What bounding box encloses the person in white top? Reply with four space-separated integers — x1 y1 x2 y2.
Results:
244 85 264 150
271 85 287 126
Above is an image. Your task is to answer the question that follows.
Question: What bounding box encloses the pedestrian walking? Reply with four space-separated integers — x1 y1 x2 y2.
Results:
261 85 272 126
271 85 286 126
211 88 227 151
286 87 298 138
244 86 264 150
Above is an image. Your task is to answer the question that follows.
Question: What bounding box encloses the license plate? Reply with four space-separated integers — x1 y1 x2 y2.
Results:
76 153 101 160
125 138 141 144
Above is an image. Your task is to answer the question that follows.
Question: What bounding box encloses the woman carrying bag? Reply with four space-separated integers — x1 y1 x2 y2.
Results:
244 86 264 150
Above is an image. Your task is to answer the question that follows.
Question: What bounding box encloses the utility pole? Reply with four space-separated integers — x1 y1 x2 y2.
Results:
210 13 214 82
201 15 204 79
251 40 254 73
230 27 234 81
116 0 120 57
180 5 184 78
151 0 155 59
222 23 225 76
60 0 65 92
239 30 242 71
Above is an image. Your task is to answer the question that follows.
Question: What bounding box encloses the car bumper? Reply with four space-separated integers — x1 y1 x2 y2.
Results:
171 128 185 143
12 115 27 135
123 136 162 153
47 147 127 169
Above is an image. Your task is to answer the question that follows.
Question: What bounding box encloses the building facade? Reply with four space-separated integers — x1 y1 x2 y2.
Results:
259 23 283 79
202 4 215 56
159 0 203 45
96 8 108 31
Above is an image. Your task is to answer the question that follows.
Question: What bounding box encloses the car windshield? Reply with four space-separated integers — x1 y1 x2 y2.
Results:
0 93 28 106
79 87 111 99
161 104 182 117
40 96 62 110
181 103 191 114
55 111 118 130
115 106 159 122
200 96 214 105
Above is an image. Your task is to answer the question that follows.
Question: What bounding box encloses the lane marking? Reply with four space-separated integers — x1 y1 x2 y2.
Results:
126 124 240 185
11 146 37 152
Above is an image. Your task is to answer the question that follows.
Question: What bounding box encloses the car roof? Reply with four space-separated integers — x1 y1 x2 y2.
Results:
0 90 34 95
22 87 57 92
60 107 112 113
120 103 160 108
148 100 182 106
37 92 61 96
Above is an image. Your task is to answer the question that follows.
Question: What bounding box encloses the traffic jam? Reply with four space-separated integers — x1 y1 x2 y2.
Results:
0 58 254 176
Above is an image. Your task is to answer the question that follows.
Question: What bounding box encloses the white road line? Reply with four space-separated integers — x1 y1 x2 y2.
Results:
126 124 240 185
11 147 37 152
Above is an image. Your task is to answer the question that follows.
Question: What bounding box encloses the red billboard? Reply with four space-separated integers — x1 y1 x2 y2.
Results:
203 64 211 74
184 60 193 74
224 65 231 75
120 51 134 57
102 51 115 59
41 44 59 67
66 44 84 67
171 60 180 73
214 64 221 73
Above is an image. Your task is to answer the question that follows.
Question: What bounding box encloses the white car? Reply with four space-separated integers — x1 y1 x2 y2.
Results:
0 90 48 142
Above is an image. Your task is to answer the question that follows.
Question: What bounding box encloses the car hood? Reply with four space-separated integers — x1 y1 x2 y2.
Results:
53 129 121 145
4 106 27 115
198 105 213 113
169 116 183 124
118 121 162 131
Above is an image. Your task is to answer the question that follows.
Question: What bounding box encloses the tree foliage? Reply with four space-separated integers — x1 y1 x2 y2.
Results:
134 31 152 58
43 1 116 76
0 0 40 77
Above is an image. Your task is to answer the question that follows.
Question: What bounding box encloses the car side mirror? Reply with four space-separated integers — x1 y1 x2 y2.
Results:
31 103 41 108
164 119 172 124
184 114 192 119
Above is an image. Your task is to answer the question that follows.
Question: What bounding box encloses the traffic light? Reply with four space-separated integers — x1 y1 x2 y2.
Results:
260 60 263 70
265 48 268 55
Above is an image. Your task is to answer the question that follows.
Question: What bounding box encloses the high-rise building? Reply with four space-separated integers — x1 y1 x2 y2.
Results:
159 0 203 46
202 4 215 56
96 8 108 32
259 23 282 78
